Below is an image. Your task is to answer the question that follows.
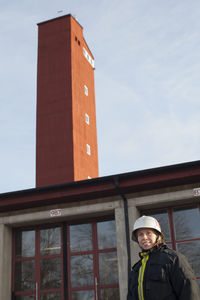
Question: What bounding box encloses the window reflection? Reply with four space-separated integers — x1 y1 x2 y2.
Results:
40 293 61 300
198 279 200 289
100 288 120 300
40 227 61 255
70 224 92 252
15 230 35 258
146 211 171 242
176 240 200 276
174 207 200 240
71 290 94 300
40 257 61 289
15 260 35 291
99 252 118 285
15 296 35 300
97 220 117 249
71 254 93 287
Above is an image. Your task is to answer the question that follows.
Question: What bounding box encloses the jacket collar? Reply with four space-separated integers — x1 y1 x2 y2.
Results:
139 243 166 258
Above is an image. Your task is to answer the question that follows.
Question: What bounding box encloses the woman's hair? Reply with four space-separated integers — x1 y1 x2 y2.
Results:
157 232 164 244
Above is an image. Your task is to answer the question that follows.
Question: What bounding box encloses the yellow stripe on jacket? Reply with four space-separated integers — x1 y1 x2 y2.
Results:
138 253 149 300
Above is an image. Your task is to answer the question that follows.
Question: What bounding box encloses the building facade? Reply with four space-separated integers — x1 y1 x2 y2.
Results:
0 161 199 299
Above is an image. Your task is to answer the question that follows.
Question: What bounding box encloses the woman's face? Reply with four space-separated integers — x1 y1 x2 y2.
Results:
137 228 158 250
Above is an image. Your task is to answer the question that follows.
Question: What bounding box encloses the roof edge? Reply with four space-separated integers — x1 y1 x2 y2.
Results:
1 159 200 198
37 13 83 29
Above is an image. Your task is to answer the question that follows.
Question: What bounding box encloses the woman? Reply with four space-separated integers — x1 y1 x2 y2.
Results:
127 215 200 300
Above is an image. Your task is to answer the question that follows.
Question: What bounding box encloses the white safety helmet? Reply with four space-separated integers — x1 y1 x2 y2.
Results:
132 215 162 241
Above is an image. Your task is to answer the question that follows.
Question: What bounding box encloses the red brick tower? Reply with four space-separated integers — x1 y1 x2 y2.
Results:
36 15 99 187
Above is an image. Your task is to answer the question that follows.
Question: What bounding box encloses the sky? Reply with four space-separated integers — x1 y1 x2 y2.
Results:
1 0 200 193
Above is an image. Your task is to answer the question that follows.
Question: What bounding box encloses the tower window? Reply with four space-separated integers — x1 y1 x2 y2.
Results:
75 36 80 45
83 47 95 68
86 144 91 155
84 85 88 96
85 113 89 125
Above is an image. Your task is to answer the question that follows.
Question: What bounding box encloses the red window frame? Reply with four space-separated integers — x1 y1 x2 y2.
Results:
12 217 119 299
12 224 64 299
67 221 119 299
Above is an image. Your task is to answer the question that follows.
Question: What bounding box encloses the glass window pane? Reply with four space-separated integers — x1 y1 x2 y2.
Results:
174 207 200 240
71 254 93 287
198 279 200 289
40 293 61 300
40 227 61 255
15 296 35 300
15 260 35 291
70 224 92 252
40 257 61 289
176 240 200 276
100 288 120 300
97 220 117 249
146 211 171 242
99 252 118 285
15 230 35 258
71 290 94 300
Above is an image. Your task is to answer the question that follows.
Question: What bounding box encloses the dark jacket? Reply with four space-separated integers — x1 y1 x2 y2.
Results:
127 243 200 300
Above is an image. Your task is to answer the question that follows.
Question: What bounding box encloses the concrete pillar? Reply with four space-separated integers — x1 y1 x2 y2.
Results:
128 204 140 265
0 224 12 299
115 206 128 300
